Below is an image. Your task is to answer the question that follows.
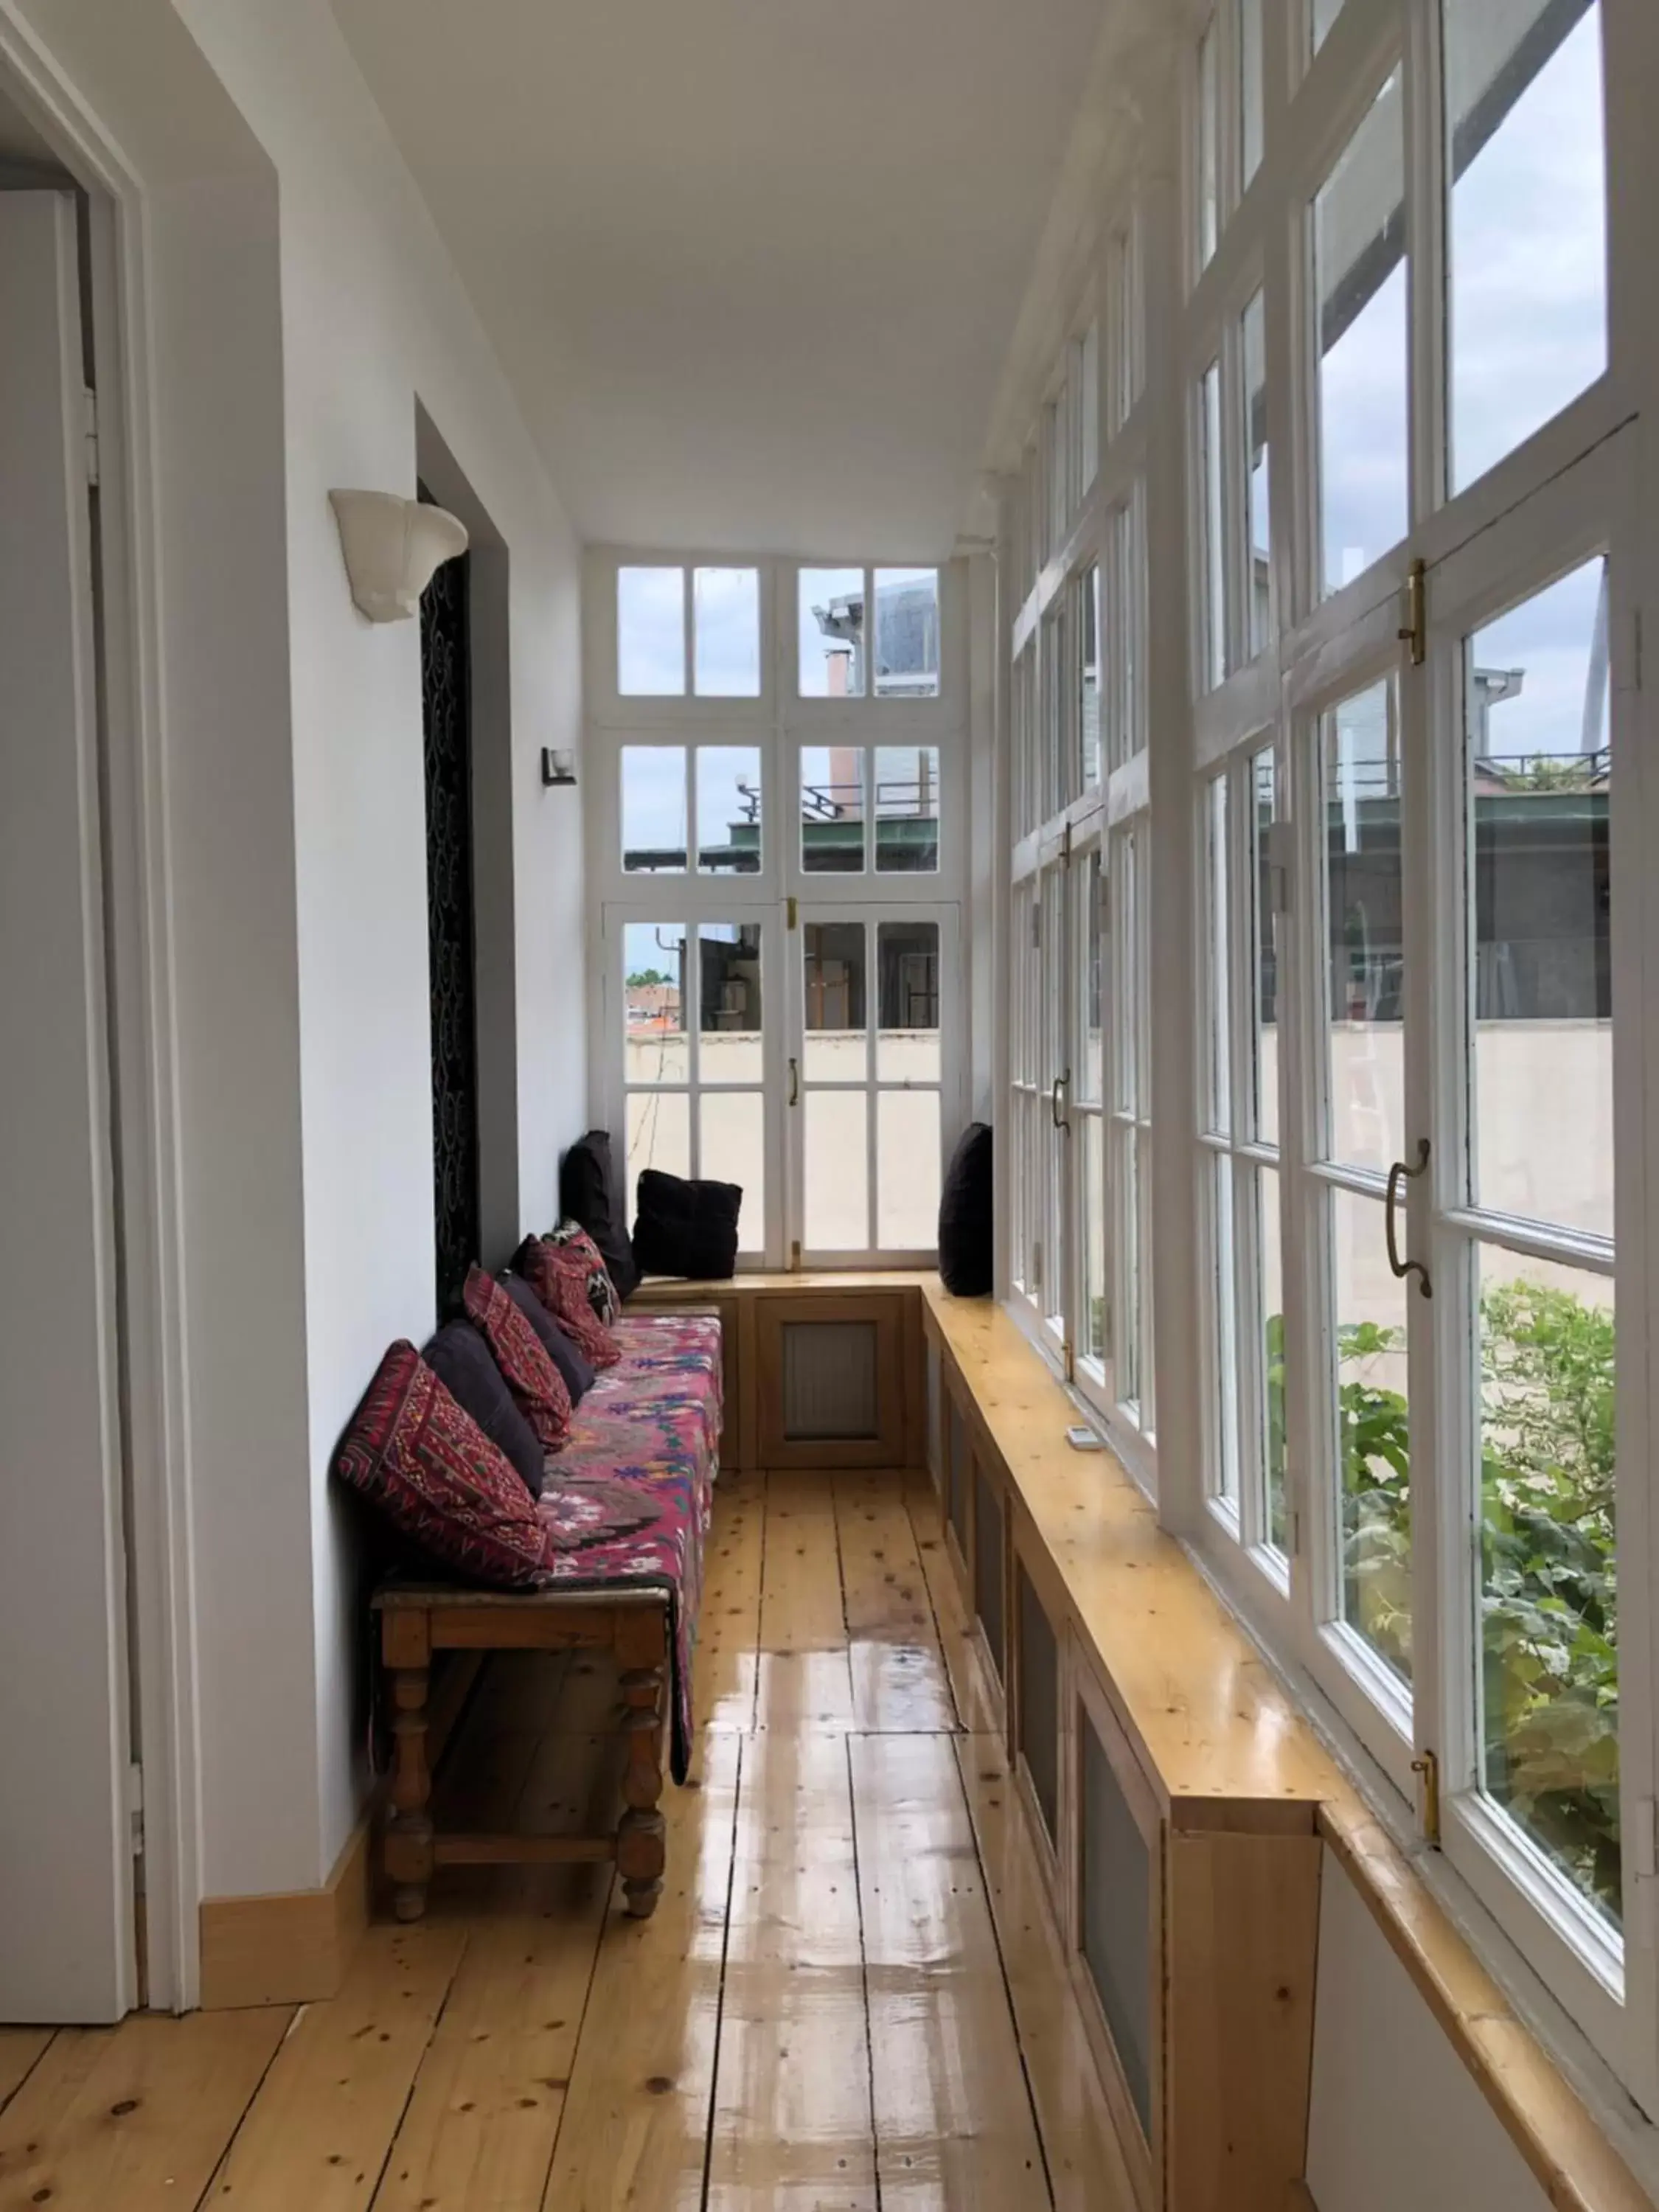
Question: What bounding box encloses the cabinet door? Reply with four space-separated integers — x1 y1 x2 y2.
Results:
754 1293 908 1468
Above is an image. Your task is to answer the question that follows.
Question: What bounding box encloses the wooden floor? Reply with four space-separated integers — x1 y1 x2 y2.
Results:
0 1467 1135 2212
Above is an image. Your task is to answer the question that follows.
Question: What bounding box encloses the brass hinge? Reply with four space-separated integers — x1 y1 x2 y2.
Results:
1062 1338 1076 1383
786 896 798 931
790 1238 801 1271
1399 557 1427 667
1411 1747 1441 1846
1062 818 1074 863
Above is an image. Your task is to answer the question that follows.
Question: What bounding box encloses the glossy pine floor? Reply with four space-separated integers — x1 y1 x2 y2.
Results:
0 1465 1135 2211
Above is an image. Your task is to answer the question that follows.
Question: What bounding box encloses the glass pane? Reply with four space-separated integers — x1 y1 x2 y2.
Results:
698 924 763 1085
1447 1 1607 493
1046 405 1065 557
1081 1717 1153 2140
1477 1248 1618 1924
1257 1164 1288 1551
1323 682 1405 1174
695 745 761 874
874 568 941 698
1467 560 1611 1238
877 920 940 1081
1119 1127 1141 1410
1197 18 1220 267
1312 0 1348 50
700 1091 763 1253
692 566 760 697
617 566 684 695
626 1088 690 1206
1080 566 1102 790
1315 69 1408 598
1251 748 1280 1146
1204 775 1231 1135
1079 322 1101 490
1211 1151 1239 1501
1329 1189 1411 1683
622 922 687 1084
1083 1114 1108 1371
874 747 941 874
799 567 865 697
1241 0 1264 184
803 920 866 1082
1244 289 1270 659
1079 848 1106 1106
1200 358 1225 689
877 1089 941 1251
801 745 866 873
804 1088 869 1251
1114 832 1139 1116
1042 612 1067 818
621 745 686 873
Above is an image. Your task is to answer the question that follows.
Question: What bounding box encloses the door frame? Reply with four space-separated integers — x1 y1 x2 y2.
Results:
0 23 199 2011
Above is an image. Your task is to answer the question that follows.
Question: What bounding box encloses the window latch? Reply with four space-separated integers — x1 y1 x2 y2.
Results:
1411 1747 1441 1846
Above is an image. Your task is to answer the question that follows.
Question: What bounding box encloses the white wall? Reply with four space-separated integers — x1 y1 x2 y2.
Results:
7 0 588 1906
1307 1851 1551 2212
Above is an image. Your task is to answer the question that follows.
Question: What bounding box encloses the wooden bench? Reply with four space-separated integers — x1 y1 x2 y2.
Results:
373 1583 671 1923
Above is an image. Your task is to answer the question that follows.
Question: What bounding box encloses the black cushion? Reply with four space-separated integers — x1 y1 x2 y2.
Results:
422 1318 547 1498
560 1130 639 1301
938 1122 993 1296
631 1169 742 1281
500 1270 597 1405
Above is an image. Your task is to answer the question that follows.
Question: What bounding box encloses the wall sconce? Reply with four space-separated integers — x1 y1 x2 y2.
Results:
541 748 578 788
328 490 467 623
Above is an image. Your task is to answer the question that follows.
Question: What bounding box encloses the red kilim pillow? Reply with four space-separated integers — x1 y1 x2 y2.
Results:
515 1234 622 1368
546 1221 621 1326
462 1263 572 1449
333 1340 552 1585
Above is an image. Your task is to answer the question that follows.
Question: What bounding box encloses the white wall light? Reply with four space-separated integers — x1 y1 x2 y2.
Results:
328 490 467 623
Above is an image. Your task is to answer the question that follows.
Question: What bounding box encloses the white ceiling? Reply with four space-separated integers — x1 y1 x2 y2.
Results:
331 0 1107 557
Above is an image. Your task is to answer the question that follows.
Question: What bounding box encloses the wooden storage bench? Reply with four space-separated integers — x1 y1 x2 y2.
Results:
374 1584 672 1924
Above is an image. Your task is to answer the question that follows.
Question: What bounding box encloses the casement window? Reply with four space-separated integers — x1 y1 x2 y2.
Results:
1175 0 1648 2107
594 554 966 1271
1015 0 1652 2112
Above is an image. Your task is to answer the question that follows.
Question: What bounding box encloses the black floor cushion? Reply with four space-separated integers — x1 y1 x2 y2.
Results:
938 1121 993 1295
560 1130 639 1301
632 1169 742 1281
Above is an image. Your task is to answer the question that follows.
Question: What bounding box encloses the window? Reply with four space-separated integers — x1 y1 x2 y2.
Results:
1111 823 1154 1430
799 565 942 700
618 565 762 697
1197 18 1220 271
1079 566 1102 792
799 915 945 1255
1240 0 1265 186
1445 0 1608 493
1243 290 1270 659
1078 321 1101 493
1199 357 1225 690
800 745 940 876
1313 70 1408 599
622 744 762 874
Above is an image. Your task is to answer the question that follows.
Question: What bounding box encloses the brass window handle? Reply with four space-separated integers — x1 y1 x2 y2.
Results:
1385 1138 1432 1298
788 1056 799 1107
1051 1071 1071 1133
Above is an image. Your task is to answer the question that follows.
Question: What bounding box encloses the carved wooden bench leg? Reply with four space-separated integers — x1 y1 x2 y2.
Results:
386 1663 434 1923
617 1659 667 1919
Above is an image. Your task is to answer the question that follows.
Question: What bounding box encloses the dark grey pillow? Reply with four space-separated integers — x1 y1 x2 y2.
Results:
422 1319 546 1499
500 1270 597 1405
631 1169 741 1281
560 1130 639 1301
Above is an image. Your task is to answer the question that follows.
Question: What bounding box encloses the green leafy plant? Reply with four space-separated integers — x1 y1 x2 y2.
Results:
1265 1281 1619 1920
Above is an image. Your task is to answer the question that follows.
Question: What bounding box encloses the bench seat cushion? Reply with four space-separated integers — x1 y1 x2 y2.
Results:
529 1312 723 1779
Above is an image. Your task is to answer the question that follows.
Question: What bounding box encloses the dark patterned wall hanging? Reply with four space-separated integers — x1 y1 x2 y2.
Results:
419 490 481 1310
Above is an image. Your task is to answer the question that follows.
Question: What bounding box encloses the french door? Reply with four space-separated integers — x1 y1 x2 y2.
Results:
787 902 961 1267
1273 423 1652 2085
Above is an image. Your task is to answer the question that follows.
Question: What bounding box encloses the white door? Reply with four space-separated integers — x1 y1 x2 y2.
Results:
0 191 136 2022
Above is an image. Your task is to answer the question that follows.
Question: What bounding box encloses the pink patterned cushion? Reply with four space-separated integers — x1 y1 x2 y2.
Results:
333 1341 552 1586
462 1264 571 1448
547 1220 622 1326
517 1234 622 1369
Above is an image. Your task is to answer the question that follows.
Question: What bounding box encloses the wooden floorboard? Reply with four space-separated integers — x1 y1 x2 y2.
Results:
0 2009 291 2212
0 1464 1133 2212
954 1737 1138 2212
0 2032 52 2116
705 1726 877 2211
852 1729 1051 2209
835 1470 959 1733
